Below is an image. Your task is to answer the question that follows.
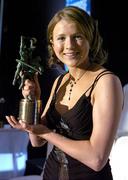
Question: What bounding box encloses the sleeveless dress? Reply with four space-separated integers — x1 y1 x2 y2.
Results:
43 70 113 180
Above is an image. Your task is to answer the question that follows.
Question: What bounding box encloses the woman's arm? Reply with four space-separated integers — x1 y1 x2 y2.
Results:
28 76 60 146
37 74 123 171
6 75 60 147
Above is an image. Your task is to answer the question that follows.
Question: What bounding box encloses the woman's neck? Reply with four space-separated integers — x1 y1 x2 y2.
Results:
68 62 91 81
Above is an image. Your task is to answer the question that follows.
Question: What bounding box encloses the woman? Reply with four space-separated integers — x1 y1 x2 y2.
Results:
6 6 123 180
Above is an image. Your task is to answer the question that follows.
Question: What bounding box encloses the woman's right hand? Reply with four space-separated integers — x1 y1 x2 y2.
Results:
22 73 41 100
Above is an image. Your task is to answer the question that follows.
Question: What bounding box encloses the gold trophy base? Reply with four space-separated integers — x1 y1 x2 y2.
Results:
19 99 35 124
18 99 42 124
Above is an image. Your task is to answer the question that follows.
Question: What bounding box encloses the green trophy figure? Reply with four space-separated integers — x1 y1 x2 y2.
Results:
12 36 43 124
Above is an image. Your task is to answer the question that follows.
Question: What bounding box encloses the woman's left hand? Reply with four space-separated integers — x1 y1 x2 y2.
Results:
6 115 51 135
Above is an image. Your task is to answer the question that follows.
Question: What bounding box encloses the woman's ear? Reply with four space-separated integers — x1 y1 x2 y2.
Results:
50 39 55 49
50 39 53 45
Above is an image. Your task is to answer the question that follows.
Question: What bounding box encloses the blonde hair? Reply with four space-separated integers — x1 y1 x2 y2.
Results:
47 6 108 67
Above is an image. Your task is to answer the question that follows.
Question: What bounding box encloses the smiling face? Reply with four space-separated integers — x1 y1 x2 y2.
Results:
51 19 90 68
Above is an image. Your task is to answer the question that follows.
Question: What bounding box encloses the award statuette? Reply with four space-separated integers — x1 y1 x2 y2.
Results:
12 36 43 124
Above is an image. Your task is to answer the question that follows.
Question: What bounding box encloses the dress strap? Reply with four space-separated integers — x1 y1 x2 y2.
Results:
54 74 65 94
86 70 114 97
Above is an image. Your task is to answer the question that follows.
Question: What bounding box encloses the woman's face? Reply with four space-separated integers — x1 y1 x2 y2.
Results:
51 19 90 68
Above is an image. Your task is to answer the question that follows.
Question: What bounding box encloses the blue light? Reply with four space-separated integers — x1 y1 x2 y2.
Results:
66 0 91 14
16 152 27 170
0 153 14 171
0 153 27 172
64 64 69 72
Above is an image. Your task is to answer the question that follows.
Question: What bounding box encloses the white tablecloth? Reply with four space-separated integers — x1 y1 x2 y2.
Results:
110 136 128 180
0 127 29 180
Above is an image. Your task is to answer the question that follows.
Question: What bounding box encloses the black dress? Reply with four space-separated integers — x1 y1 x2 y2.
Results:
43 70 113 180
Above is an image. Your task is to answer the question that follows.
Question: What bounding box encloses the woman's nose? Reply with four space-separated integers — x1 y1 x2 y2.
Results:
65 37 75 49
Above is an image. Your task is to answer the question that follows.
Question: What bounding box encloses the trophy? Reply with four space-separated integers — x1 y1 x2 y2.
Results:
12 36 43 124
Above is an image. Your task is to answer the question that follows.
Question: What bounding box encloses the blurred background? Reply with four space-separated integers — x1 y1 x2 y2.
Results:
0 0 128 179
0 0 128 123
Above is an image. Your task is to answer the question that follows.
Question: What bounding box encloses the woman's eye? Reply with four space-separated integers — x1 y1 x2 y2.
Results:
57 37 65 41
75 35 83 40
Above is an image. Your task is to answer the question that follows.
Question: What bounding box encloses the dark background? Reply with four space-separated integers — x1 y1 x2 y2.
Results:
0 0 65 120
0 0 127 175
0 0 128 120
91 0 128 85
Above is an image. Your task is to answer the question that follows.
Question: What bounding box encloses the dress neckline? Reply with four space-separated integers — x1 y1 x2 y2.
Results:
53 69 112 117
54 93 91 117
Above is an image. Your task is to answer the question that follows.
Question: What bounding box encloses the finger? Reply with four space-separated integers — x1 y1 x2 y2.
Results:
19 120 33 132
23 82 35 91
6 116 18 127
19 120 28 128
24 79 33 85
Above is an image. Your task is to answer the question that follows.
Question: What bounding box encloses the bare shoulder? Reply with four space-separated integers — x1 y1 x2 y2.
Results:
96 70 122 87
48 75 61 97
91 67 123 98
94 72 123 102
52 75 62 89
51 73 68 92
90 66 121 86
